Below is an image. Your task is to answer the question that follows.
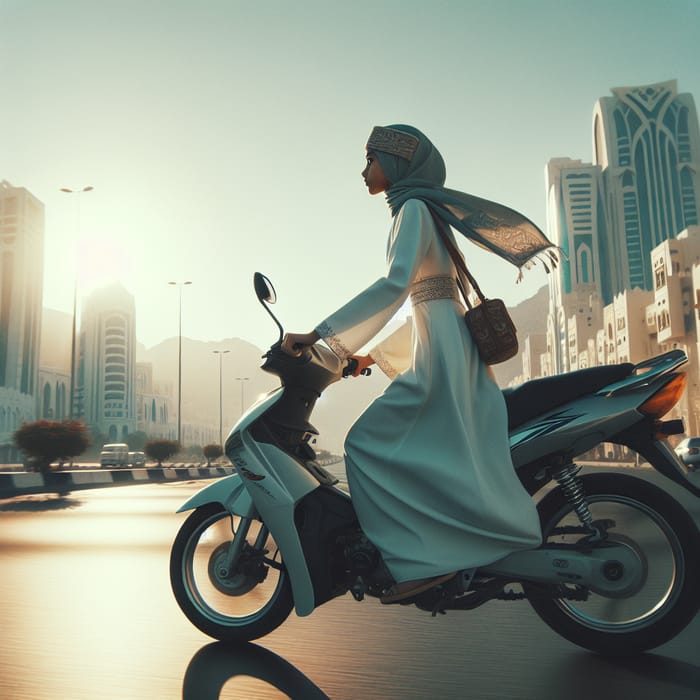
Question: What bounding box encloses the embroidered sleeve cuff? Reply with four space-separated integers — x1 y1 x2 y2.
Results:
370 347 398 380
315 322 352 361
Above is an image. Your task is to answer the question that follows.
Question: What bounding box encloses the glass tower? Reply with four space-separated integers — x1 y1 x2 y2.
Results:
593 80 700 292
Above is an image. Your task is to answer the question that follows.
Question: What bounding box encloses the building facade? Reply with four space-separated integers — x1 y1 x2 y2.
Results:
135 362 176 440
0 181 44 462
593 80 700 293
76 282 138 441
545 81 700 367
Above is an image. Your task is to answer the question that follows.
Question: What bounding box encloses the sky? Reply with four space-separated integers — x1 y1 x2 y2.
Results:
2 0 700 351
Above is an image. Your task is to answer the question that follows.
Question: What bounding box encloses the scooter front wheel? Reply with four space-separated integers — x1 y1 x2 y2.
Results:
170 503 294 642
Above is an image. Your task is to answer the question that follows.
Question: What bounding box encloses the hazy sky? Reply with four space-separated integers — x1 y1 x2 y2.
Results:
3 0 700 350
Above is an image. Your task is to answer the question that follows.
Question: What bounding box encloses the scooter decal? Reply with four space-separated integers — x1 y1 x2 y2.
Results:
510 410 585 447
239 467 266 481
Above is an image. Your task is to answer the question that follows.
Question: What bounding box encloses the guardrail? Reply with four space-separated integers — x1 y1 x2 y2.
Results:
0 465 236 499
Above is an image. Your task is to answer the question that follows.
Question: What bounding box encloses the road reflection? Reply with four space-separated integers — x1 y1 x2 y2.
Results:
183 642 331 699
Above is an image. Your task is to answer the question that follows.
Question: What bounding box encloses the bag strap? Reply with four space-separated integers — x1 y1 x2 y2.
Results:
430 214 486 308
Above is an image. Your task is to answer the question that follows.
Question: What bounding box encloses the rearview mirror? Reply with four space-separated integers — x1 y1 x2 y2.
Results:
254 272 277 304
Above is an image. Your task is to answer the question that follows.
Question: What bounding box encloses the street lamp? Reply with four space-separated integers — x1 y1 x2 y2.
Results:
168 281 192 444
60 186 94 419
212 349 230 446
235 377 249 417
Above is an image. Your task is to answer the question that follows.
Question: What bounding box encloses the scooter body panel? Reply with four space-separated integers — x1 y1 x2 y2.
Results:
230 427 322 617
510 373 674 466
176 473 256 517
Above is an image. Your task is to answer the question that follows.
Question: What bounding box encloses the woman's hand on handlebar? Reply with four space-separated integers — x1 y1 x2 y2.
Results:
281 330 320 357
346 354 375 377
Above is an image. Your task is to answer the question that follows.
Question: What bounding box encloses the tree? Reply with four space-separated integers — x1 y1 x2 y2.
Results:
202 443 223 466
14 420 90 472
145 439 180 467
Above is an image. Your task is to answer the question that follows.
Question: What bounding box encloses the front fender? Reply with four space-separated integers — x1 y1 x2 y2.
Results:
176 473 257 518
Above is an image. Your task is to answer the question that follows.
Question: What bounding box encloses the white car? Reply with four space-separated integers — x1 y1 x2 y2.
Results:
99 443 129 468
674 437 700 471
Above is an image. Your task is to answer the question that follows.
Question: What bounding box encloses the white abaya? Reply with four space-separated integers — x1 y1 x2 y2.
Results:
316 199 542 583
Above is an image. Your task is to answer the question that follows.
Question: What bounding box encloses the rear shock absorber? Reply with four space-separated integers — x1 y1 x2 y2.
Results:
551 461 598 535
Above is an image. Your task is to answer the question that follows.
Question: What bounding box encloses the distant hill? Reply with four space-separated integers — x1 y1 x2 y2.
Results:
136 336 278 427
492 285 549 388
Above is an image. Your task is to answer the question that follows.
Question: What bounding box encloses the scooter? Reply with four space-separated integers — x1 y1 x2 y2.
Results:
170 273 700 655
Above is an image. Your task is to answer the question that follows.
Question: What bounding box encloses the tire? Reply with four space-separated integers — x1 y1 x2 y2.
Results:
170 503 294 642
525 472 700 655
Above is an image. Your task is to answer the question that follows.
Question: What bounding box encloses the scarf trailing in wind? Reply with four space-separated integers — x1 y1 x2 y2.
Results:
366 124 559 277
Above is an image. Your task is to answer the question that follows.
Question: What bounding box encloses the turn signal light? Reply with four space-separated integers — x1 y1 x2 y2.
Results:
640 373 687 418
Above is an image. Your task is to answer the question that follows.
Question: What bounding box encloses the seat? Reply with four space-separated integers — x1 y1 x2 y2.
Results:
503 363 634 430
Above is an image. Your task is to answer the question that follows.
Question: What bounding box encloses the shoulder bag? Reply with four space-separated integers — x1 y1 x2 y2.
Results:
433 217 519 365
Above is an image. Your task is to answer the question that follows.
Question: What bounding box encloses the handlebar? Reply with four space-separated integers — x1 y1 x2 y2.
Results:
343 357 372 378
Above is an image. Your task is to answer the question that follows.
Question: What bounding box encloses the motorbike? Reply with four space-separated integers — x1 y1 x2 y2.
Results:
170 272 700 655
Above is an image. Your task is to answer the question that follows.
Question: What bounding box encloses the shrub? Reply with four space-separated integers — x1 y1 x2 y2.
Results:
14 420 90 472
202 443 224 466
144 439 181 467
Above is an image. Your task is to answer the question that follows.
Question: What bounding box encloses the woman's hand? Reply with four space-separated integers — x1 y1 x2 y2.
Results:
281 330 320 357
348 354 375 377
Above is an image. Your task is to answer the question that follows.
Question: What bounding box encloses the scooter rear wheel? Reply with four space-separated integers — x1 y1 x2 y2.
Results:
525 472 700 655
170 503 294 642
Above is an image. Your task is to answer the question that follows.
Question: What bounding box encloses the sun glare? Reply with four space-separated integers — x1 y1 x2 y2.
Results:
76 237 134 297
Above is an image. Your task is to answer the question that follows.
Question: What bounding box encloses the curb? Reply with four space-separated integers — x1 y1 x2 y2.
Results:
0 466 236 499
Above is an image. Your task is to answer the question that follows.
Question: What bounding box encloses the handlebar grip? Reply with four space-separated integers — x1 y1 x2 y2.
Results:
343 358 372 377
343 358 358 378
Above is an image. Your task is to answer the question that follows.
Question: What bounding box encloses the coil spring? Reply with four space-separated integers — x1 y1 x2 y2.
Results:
552 463 594 530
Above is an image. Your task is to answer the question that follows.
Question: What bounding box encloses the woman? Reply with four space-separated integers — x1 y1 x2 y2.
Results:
282 125 553 604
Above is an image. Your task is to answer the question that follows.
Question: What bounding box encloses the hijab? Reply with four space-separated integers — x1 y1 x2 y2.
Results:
367 124 558 276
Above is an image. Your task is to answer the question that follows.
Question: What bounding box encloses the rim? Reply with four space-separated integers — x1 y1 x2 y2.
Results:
180 511 286 627
545 494 685 632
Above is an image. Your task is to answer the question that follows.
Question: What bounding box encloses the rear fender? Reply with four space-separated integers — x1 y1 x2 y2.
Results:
176 473 257 518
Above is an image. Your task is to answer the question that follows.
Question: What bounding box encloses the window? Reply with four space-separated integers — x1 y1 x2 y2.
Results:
655 267 666 290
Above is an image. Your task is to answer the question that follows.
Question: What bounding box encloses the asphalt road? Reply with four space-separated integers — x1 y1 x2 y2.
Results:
0 473 698 700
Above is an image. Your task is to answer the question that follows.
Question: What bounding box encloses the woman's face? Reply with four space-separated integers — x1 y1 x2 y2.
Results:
362 151 390 195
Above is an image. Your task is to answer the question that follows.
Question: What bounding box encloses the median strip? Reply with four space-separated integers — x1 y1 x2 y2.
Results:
0 466 236 499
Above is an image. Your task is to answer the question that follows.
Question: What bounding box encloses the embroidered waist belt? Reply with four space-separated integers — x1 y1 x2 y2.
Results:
410 276 458 306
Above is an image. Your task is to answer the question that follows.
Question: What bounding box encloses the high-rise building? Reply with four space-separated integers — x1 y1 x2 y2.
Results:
545 81 700 375
593 80 700 292
545 159 610 372
76 282 137 441
0 180 44 462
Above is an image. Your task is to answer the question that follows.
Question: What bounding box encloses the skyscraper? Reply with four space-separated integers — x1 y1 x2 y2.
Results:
0 180 44 462
545 80 700 375
593 80 700 292
77 282 137 441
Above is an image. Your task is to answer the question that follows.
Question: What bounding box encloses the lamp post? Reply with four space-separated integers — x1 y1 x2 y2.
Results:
168 281 192 444
59 186 94 419
213 350 230 446
235 377 249 418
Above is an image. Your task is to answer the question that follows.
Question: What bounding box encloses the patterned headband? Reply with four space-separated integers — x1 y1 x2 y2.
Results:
366 126 419 161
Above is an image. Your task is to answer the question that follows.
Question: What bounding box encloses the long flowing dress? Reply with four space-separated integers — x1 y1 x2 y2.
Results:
316 199 542 583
